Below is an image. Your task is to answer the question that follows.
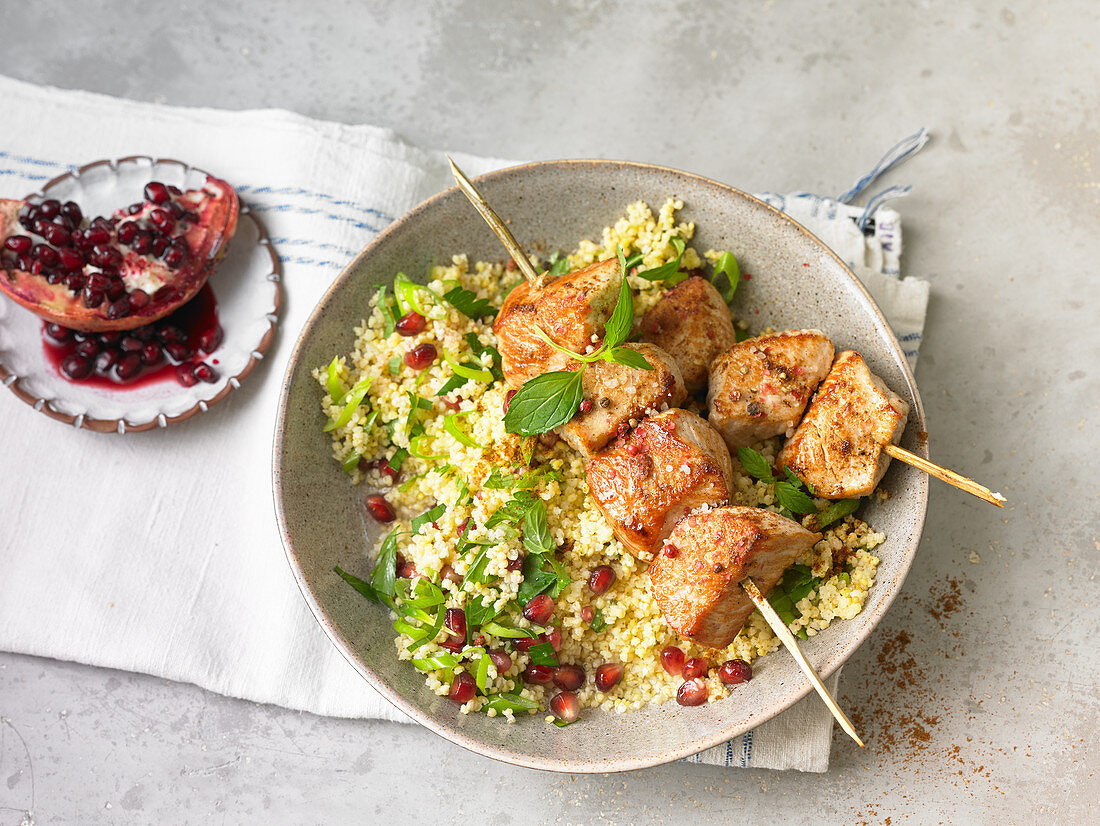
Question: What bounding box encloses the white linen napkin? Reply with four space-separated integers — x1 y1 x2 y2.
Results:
0 75 927 773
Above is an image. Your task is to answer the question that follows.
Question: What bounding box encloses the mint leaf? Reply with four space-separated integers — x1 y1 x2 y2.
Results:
736 446 775 483
635 237 686 284
517 554 558 603
603 247 635 348
465 595 500 628
485 491 538 528
443 285 497 320
711 251 741 304
503 370 584 436
527 642 559 667
775 482 817 514
522 500 554 555
608 346 653 371
371 529 400 598
411 503 446 535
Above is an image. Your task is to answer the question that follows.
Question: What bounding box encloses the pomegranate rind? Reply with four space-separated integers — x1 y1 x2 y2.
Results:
0 176 240 332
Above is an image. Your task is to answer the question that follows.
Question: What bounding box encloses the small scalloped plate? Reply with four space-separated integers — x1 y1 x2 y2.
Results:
0 156 281 433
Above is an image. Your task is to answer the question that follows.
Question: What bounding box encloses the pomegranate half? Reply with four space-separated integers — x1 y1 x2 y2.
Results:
0 176 239 332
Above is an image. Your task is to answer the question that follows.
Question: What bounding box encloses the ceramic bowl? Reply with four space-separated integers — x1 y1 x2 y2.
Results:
273 160 927 772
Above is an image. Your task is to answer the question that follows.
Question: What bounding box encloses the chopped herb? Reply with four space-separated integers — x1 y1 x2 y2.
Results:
394 272 433 316
411 503 447 535
552 718 574 728
546 250 571 277
465 595 500 628
377 285 399 336
387 448 408 473
463 544 494 585
517 553 558 604
775 481 817 515
323 375 372 432
482 465 561 491
767 563 818 639
482 620 538 639
325 356 344 400
442 285 497 320
736 446 775 483
589 608 609 633
711 251 741 304
522 500 555 555
782 466 803 486
444 412 484 449
815 498 861 530
623 251 644 271
527 642 559 667
371 529 400 598
464 333 504 382
836 571 851 585
442 348 493 383
608 346 654 371
388 356 402 376
602 247 636 348
409 434 445 461
411 652 460 672
635 237 687 285
334 565 382 604
342 452 361 474
503 370 584 436
474 649 491 692
485 491 538 528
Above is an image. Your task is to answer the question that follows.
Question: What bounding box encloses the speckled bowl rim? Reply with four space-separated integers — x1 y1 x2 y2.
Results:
0 156 283 434
273 159 928 772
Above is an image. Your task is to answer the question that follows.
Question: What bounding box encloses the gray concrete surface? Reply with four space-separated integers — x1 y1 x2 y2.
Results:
1 1 1097 823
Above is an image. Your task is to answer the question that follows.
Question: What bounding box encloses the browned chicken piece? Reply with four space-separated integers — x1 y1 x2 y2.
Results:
777 350 909 499
559 343 687 456
638 276 737 394
648 506 820 648
586 409 734 557
707 330 834 451
493 256 622 387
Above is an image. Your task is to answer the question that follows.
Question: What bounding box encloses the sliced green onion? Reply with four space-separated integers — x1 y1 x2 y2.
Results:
342 452 361 474
482 621 538 639
394 272 434 316
475 651 491 693
482 693 539 713
442 349 493 382
411 652 460 672
388 356 402 376
444 412 484 449
323 375 372 432
325 357 344 400
409 434 445 460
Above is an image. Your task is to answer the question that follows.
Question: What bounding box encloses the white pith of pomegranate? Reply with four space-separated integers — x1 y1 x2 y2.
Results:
0 177 239 332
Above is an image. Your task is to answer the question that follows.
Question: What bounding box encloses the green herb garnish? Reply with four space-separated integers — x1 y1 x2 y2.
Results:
388 356 402 376
323 375 372 432
521 500 555 555
736 446 775 483
502 370 584 436
325 356 344 400
635 237 687 285
442 285 497 320
377 285 399 336
589 608 609 633
411 503 447 535
815 498 861 530
711 251 741 304
527 642 559 667
483 693 539 713
546 250 571 277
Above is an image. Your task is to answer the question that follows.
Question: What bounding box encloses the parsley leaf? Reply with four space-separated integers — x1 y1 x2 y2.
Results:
442 285 497 320
775 481 817 514
503 370 584 436
465 595 500 628
711 251 741 304
736 446 775 483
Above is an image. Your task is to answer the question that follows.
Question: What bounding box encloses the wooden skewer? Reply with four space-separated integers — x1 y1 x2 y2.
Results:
447 155 543 287
883 443 1005 508
741 577 865 748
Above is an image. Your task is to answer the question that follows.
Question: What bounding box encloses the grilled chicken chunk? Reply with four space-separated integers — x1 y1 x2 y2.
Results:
638 276 736 394
707 330 834 451
493 256 622 387
559 343 687 456
777 350 909 499
649 506 820 648
586 409 734 557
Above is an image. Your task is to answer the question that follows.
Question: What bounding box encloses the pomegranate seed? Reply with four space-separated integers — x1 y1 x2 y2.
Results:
522 664 554 685
144 181 170 204
544 627 562 652
588 565 615 595
96 349 119 371
133 325 156 343
4 235 32 254
60 201 82 225
677 678 708 706
522 594 554 625
718 659 753 685
152 236 169 257
128 290 151 311
64 273 85 293
120 336 143 353
126 203 144 216
504 388 518 412
167 201 185 219
165 343 194 361
661 646 686 677
75 339 99 359
553 665 585 691
506 555 524 571
176 363 198 387
106 298 132 320
578 398 593 414
488 649 512 674
364 493 396 523
395 312 427 336
33 218 52 237
31 260 49 276
32 244 59 267
193 362 218 383
90 244 121 269
448 671 476 704
549 691 580 723
81 287 105 308
98 331 121 345
580 606 594 624
45 323 72 343
106 278 126 301
514 636 539 653
86 272 110 293
115 352 143 381
38 200 60 219
440 608 467 653
149 208 175 233
164 241 188 268
85 226 111 245
442 396 462 411
198 325 223 353
43 224 70 246
140 342 163 366
158 325 184 343
167 185 182 196
131 231 153 254
682 657 708 681
440 564 463 586
403 342 437 370
117 222 138 245
56 247 84 272
594 662 624 692
60 354 93 380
